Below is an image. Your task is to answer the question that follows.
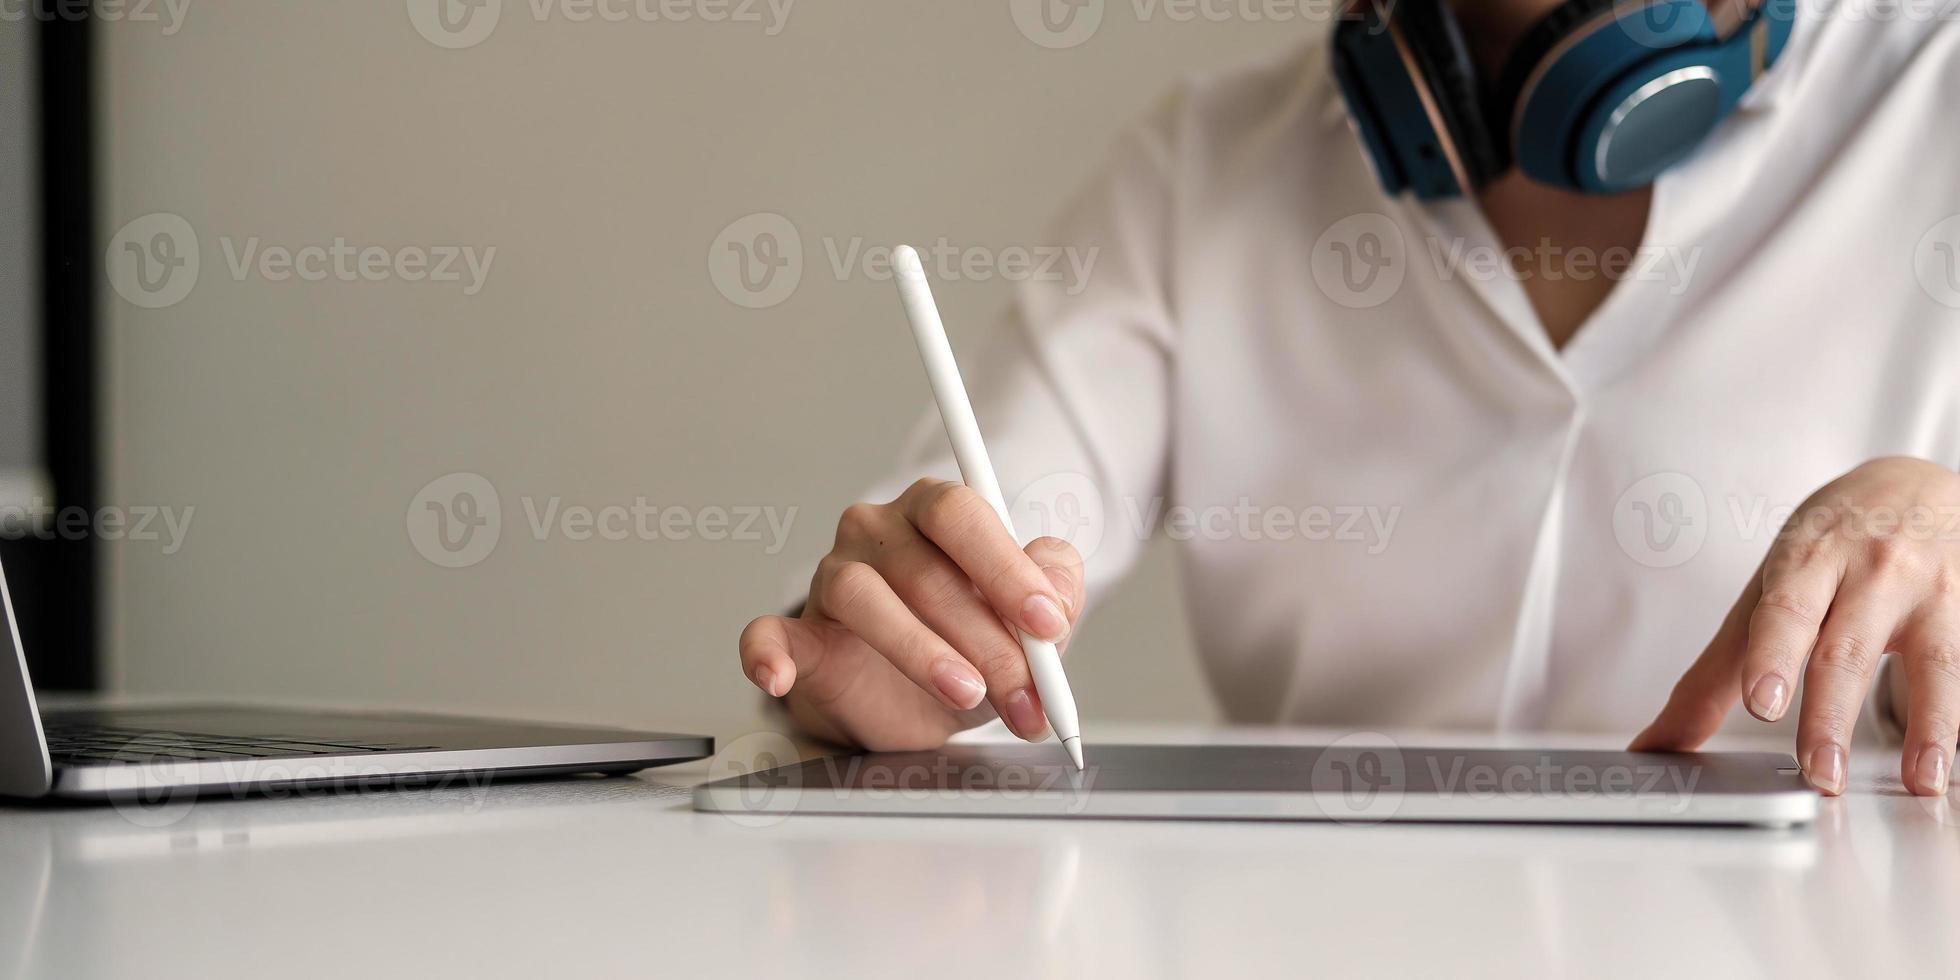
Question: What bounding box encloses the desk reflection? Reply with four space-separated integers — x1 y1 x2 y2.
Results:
1 753 1953 980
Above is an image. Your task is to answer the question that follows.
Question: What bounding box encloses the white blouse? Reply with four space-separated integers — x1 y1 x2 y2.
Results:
875 10 1960 741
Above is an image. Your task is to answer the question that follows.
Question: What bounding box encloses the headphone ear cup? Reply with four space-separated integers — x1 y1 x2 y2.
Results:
1393 1 1504 189
1493 0 1624 141
1489 0 1662 187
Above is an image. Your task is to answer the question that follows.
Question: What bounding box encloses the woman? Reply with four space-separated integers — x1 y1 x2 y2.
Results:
738 0 1960 798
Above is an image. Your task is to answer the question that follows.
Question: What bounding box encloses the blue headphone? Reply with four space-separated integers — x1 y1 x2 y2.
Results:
1331 0 1796 199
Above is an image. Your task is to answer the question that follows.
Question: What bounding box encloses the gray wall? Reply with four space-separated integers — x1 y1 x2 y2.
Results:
99 2 1312 736
0 16 36 487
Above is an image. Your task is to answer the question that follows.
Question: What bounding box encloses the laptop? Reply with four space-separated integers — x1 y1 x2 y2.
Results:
0 558 712 802
695 742 1820 828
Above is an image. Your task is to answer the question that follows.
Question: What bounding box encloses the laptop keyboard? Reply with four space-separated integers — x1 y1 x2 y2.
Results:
44 724 440 766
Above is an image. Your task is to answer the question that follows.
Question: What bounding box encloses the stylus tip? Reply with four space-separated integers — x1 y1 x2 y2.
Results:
1063 736 1084 771
893 244 924 279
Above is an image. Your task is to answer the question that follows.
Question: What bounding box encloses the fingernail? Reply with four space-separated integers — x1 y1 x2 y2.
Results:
753 666 782 698
1042 566 1076 618
1746 674 1789 721
1003 688 1049 741
1022 593 1069 643
930 659 987 710
1807 744 1847 796
1915 744 1950 796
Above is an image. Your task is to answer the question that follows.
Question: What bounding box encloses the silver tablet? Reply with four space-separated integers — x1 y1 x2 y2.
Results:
692 744 1818 827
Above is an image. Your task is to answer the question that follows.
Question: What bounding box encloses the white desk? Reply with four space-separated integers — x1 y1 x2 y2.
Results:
2 725 1955 980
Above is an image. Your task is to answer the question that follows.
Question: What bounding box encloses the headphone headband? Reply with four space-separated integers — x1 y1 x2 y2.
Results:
1332 0 1796 198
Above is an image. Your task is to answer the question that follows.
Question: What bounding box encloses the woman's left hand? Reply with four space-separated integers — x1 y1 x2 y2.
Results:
1632 456 1960 797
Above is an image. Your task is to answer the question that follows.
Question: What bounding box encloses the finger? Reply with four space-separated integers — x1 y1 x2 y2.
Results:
866 522 1047 740
813 558 989 713
1024 536 1088 645
1797 580 1912 795
745 606 971 753
742 608 904 711
1897 609 1960 796
740 614 823 698
1738 545 1844 723
898 479 1071 643
1630 576 1756 751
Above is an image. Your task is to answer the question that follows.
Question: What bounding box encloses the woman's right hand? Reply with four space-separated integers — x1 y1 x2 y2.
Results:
739 478 1086 752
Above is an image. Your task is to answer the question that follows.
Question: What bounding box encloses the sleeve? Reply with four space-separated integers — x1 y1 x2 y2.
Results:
856 92 1186 609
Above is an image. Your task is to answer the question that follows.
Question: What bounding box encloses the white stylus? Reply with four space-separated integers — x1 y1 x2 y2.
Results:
891 244 1085 771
